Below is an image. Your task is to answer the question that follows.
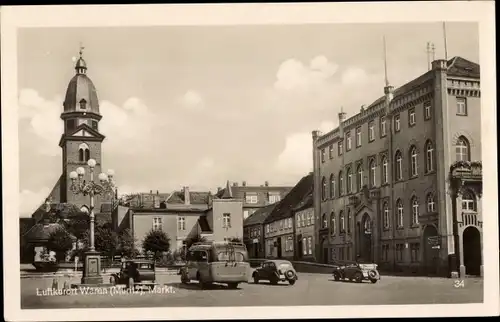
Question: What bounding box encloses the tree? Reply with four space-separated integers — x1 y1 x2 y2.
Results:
46 227 74 262
142 229 171 261
94 223 119 259
185 234 207 249
118 228 139 259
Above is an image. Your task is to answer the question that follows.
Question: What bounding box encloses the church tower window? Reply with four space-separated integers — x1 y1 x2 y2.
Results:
66 119 76 132
91 120 98 130
78 143 90 162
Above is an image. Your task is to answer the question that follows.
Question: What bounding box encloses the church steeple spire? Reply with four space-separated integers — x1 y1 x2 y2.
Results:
75 43 87 75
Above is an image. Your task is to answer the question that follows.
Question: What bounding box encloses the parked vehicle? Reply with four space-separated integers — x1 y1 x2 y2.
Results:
109 259 157 289
252 260 298 285
332 261 380 283
179 241 250 289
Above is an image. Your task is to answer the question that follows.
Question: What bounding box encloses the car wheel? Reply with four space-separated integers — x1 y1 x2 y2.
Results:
354 272 363 283
333 272 340 281
288 279 296 285
370 279 378 284
228 283 238 289
270 276 278 285
253 276 259 284
109 275 116 285
181 273 190 284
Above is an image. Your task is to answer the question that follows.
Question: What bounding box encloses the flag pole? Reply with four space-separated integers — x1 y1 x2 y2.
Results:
443 22 448 60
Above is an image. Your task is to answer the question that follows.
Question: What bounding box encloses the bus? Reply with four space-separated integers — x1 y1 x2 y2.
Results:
179 241 250 289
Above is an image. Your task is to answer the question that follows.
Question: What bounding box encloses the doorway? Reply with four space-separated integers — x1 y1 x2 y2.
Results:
359 213 372 262
422 225 439 275
276 237 282 258
463 227 481 276
297 237 303 259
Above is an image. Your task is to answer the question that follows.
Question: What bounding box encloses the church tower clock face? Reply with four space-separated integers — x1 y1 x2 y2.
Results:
58 47 108 211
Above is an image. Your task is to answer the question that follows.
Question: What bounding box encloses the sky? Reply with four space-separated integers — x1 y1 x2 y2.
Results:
17 22 479 216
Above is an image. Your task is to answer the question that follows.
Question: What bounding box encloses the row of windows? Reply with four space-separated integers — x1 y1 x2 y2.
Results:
244 193 281 204
320 136 472 201
296 211 313 228
265 218 293 234
246 227 261 238
152 213 232 231
320 101 433 163
321 189 478 235
382 243 420 262
301 236 313 256
320 97 470 165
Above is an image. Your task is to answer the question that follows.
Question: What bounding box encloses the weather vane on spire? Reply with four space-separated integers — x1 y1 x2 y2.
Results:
79 42 85 58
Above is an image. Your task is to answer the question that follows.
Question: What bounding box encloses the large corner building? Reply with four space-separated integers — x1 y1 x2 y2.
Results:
312 57 482 278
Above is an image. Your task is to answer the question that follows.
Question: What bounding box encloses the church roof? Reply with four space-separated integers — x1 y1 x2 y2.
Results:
244 203 276 227
63 54 100 115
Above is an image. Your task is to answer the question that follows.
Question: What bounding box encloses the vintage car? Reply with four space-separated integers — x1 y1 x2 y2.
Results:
109 259 157 289
252 260 298 285
331 261 380 283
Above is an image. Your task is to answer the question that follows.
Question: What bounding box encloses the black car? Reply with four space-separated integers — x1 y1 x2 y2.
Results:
109 260 157 289
252 260 298 285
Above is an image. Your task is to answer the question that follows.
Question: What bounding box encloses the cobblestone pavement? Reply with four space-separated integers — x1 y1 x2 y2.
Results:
21 273 483 309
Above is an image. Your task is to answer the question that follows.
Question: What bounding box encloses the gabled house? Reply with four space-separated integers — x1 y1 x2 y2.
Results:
263 173 314 259
243 203 276 258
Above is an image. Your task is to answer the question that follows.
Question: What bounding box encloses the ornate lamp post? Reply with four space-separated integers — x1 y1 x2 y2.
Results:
69 158 115 285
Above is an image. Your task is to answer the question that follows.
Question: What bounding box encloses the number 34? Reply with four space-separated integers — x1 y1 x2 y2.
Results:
454 280 465 288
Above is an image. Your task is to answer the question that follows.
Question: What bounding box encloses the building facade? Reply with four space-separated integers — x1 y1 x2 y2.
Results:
312 57 482 277
216 181 292 220
116 182 244 253
294 191 315 261
264 173 313 259
243 204 276 258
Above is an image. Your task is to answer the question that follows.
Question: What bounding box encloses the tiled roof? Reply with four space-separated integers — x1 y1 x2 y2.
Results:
447 56 480 78
264 173 314 224
243 203 276 227
167 191 211 205
293 188 313 212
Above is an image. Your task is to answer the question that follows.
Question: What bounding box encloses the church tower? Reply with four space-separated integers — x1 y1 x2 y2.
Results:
58 47 107 212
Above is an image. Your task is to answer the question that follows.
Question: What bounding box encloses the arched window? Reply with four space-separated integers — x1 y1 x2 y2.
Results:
383 202 389 228
329 174 335 199
455 136 470 161
395 150 403 181
410 145 418 177
382 156 388 184
321 177 327 201
461 190 476 211
364 218 372 234
331 212 336 236
369 159 377 187
425 141 434 173
322 213 328 229
427 193 436 212
338 171 344 196
339 211 345 233
396 199 404 227
347 209 352 234
411 197 419 225
78 143 90 162
357 164 364 191
346 167 353 193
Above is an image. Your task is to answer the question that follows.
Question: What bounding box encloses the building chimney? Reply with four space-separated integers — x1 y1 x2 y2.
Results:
242 181 246 187
217 187 222 192
157 190 159 195
338 108 347 138
184 186 190 205
360 104 366 113
264 181 269 187
150 190 153 194
233 182 238 187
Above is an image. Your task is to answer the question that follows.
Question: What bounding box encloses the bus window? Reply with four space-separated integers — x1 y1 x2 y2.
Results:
216 251 245 262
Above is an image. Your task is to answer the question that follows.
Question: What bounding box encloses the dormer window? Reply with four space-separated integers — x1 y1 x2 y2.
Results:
79 99 87 110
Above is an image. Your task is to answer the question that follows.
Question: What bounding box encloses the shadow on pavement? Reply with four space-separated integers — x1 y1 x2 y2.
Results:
166 282 242 290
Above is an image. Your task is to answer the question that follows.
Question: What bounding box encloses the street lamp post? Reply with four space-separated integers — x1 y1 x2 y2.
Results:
69 158 115 285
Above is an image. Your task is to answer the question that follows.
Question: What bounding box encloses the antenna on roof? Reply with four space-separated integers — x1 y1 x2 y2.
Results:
383 36 389 86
